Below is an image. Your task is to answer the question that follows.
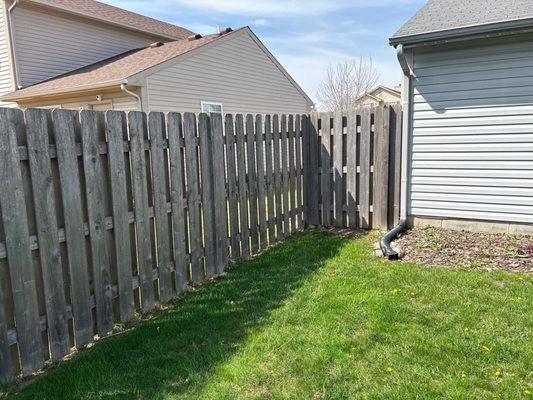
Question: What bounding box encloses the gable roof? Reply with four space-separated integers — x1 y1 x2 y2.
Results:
1 27 313 105
390 0 533 46
27 0 194 40
355 85 401 103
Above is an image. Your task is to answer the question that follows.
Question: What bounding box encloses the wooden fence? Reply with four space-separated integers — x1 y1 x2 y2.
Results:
0 108 306 380
305 104 402 230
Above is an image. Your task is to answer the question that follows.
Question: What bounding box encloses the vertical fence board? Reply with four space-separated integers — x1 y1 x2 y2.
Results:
211 114 229 273
224 115 241 260
183 113 204 284
26 109 70 359
106 111 135 322
199 114 216 278
295 115 303 229
255 115 268 250
272 115 284 241
280 115 290 237
333 110 343 227
81 110 114 335
346 108 358 228
246 114 259 253
320 113 332 226
373 106 390 229
53 109 93 347
129 112 155 311
359 108 371 229
167 113 188 293
235 115 250 258
287 115 296 233
390 104 402 227
0 109 43 374
264 115 276 244
149 112 174 302
305 113 320 226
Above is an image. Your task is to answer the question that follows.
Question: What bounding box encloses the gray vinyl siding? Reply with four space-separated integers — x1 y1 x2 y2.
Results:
12 4 159 87
146 31 311 114
0 4 15 107
409 36 533 224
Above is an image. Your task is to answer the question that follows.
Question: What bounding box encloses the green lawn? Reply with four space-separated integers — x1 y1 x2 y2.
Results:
8 231 532 399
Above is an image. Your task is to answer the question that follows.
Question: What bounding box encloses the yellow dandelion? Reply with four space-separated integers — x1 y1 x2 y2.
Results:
460 371 467 379
482 345 490 351
386 367 394 373
464 327 470 333
351 347 356 352
518 277 524 282
409 291 416 297
390 288 399 295
495 370 502 378
524 389 531 396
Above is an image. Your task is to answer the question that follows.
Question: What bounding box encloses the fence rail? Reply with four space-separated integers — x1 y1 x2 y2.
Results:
0 108 305 380
305 104 402 230
0 104 401 381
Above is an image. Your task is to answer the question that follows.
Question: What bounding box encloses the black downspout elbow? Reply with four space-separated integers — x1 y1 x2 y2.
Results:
380 219 407 260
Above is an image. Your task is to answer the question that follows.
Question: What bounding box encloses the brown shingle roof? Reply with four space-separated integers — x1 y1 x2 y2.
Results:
2 32 230 100
29 0 194 40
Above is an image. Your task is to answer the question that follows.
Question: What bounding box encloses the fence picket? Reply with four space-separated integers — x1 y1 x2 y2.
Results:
346 108 358 228
295 115 303 228
53 109 93 347
320 113 332 226
288 115 296 233
81 110 114 335
373 106 390 229
359 108 371 229
333 110 343 227
280 115 290 237
255 115 268 250
235 115 250 258
264 115 276 243
211 113 229 273
167 113 189 293
129 111 155 311
246 114 259 253
0 108 44 374
149 112 174 301
199 114 216 278
272 115 284 241
26 109 70 359
225 115 241 259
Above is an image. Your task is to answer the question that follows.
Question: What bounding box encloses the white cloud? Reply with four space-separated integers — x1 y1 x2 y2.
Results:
184 23 219 35
252 18 271 27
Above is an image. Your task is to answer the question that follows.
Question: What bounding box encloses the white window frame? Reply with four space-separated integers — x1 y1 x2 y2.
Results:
200 101 224 115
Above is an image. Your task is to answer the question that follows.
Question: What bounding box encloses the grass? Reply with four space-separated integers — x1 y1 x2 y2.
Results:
8 230 532 399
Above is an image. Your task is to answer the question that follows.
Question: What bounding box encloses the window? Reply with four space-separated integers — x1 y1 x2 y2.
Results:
201 101 223 115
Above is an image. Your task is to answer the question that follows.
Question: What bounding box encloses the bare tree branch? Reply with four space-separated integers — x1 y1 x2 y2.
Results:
316 57 380 111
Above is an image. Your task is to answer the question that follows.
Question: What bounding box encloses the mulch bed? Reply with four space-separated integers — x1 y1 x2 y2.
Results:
396 227 533 274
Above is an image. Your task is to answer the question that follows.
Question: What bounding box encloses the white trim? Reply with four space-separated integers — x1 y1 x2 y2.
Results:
200 100 223 114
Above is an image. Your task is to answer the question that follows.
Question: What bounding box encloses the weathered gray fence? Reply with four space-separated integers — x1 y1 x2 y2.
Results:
305 104 402 230
0 108 306 380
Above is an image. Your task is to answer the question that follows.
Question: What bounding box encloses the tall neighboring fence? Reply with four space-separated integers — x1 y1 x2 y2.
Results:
305 104 402 230
0 104 401 381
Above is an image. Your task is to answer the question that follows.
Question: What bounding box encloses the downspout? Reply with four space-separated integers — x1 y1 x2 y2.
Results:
6 0 21 89
380 43 411 259
120 83 142 110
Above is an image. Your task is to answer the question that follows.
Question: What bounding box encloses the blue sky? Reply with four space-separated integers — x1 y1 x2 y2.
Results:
104 0 425 103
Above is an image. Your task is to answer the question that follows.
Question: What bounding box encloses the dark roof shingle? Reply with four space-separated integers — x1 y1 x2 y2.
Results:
391 0 533 44
31 0 194 40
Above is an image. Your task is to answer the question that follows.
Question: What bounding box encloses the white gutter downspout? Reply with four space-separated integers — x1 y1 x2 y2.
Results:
380 43 412 259
6 0 21 89
120 83 142 110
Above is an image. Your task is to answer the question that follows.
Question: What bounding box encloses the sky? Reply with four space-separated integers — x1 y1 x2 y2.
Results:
104 0 426 104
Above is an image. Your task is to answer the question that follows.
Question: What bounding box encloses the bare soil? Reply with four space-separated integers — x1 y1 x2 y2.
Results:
396 226 533 274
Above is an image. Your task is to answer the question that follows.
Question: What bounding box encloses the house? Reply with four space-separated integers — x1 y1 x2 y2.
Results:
354 85 401 107
390 0 533 233
0 0 313 114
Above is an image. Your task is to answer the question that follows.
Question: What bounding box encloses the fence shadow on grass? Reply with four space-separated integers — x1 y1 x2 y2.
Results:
11 230 366 400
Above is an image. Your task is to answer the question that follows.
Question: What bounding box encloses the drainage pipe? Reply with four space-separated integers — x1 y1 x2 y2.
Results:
381 44 412 259
120 83 142 110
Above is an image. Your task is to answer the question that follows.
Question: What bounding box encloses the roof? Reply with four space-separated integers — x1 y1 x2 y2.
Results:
355 85 401 102
390 0 533 46
1 27 313 105
28 0 194 40
2 33 223 100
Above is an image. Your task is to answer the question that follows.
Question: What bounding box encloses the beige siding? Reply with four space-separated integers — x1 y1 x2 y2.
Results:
408 35 533 224
12 4 160 87
146 31 311 114
0 4 16 107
